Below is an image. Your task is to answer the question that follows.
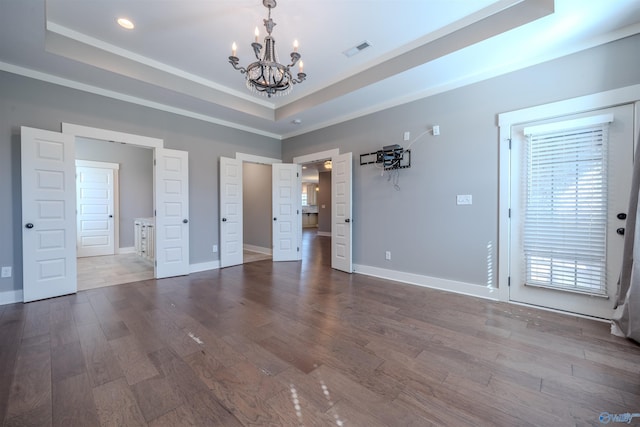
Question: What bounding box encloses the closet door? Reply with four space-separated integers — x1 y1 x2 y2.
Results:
272 163 301 262
219 157 243 268
21 127 77 302
155 148 189 278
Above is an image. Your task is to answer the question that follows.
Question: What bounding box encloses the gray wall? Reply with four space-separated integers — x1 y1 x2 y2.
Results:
0 71 280 297
318 171 331 233
76 137 153 248
282 34 640 288
243 162 272 250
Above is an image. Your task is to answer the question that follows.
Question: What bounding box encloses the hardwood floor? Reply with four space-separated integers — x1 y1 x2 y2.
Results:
1 230 639 426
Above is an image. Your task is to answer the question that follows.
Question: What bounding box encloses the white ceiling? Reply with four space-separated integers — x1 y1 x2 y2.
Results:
1 0 639 139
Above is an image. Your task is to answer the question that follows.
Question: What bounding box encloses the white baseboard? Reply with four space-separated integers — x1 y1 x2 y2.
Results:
243 244 272 255
0 289 23 305
353 264 499 301
117 246 136 254
190 261 220 273
317 231 331 237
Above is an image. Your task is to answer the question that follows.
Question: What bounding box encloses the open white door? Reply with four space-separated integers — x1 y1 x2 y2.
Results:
21 127 77 302
220 157 243 268
332 152 353 273
76 162 116 257
272 163 302 262
155 148 190 278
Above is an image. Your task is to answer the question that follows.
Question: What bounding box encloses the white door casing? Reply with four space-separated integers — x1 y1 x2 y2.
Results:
155 148 190 278
76 162 117 257
272 163 302 262
21 127 77 302
332 152 353 273
509 105 634 318
220 157 243 268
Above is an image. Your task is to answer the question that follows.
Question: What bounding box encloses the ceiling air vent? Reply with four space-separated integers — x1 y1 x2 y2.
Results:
342 41 372 58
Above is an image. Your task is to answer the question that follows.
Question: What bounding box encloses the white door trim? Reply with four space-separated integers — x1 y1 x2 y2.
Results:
293 149 340 165
497 84 640 303
75 160 120 255
236 152 282 164
62 122 169 279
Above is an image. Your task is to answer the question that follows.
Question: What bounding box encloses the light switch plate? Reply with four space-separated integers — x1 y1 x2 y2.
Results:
1 266 11 278
457 195 472 205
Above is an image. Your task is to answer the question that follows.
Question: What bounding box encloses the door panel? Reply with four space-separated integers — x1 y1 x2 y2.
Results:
272 163 301 261
220 157 243 268
332 153 353 273
155 148 190 278
509 105 633 318
76 165 115 257
21 127 77 302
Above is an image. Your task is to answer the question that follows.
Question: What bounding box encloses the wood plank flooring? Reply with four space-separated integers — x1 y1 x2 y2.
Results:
1 231 639 426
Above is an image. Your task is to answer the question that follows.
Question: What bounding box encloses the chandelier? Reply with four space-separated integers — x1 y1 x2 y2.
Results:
228 0 306 97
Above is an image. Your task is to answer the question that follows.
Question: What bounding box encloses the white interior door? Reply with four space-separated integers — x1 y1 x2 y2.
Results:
220 157 243 268
21 127 77 302
272 163 302 262
509 105 633 318
155 148 190 278
332 152 353 272
76 162 116 257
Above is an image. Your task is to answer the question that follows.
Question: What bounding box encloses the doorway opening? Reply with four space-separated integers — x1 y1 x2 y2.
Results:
300 159 332 260
242 162 273 264
74 138 155 290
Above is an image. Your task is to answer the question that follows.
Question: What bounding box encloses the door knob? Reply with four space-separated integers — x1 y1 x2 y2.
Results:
25 223 34 229
617 213 627 220
345 218 350 223
109 215 113 218
617 227 625 236
183 219 188 224
222 218 227 222
273 217 277 221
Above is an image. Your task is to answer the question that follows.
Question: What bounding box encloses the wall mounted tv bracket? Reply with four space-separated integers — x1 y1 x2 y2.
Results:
360 144 411 170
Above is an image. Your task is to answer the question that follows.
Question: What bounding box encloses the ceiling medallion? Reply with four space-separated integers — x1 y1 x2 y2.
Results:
229 0 306 97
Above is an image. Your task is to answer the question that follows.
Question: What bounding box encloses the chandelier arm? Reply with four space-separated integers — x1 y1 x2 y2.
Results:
291 72 306 84
228 56 247 73
288 52 301 68
251 42 263 60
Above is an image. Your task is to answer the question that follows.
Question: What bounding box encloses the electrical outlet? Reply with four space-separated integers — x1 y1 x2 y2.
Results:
385 251 391 261
212 245 218 253
433 125 440 136
456 195 472 205
1 266 11 278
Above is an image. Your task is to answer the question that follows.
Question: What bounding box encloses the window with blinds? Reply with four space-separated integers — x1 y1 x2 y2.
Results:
522 122 609 296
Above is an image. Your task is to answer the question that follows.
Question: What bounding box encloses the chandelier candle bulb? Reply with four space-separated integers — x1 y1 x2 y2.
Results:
299 61 303 73
232 42 237 57
293 40 299 52
254 27 259 42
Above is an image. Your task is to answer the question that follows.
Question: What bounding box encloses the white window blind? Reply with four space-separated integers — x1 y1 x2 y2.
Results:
522 121 610 295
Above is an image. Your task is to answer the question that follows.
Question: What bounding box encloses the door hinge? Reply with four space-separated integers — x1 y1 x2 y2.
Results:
508 138 512 149
154 260 157 267
297 247 300 252
508 276 511 287
154 209 156 216
154 159 156 166
297 209 299 214
297 172 299 177
508 208 511 218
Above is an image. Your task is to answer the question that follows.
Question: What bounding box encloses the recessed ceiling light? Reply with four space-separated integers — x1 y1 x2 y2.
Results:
117 18 135 30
